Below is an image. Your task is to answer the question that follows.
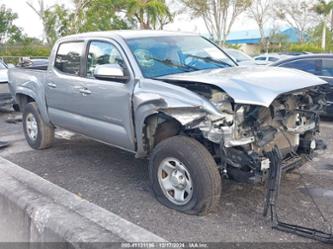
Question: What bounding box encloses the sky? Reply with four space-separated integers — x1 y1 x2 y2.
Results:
0 0 259 39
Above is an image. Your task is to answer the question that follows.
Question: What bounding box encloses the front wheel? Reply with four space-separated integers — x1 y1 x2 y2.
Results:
23 102 54 150
149 136 222 215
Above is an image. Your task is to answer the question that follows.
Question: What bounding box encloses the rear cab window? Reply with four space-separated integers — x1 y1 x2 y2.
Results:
55 42 84 75
321 58 333 77
280 59 322 76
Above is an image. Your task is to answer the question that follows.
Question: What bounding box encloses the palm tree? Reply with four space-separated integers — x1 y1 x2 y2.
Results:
314 0 333 50
126 0 172 29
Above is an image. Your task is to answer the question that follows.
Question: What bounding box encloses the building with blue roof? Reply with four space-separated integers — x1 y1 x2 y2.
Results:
225 27 300 55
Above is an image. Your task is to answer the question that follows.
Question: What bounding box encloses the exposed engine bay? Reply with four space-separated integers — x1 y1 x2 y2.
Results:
161 80 327 183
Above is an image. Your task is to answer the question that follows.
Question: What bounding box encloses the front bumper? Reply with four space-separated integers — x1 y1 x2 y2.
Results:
226 139 327 184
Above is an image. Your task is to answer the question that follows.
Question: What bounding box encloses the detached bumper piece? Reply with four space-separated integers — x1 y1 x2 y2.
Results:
264 147 333 244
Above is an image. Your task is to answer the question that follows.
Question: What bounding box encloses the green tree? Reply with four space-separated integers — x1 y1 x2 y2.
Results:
126 0 173 29
275 0 318 43
247 0 273 50
26 0 53 44
43 4 75 45
78 0 130 32
0 4 21 44
180 0 252 45
314 0 333 50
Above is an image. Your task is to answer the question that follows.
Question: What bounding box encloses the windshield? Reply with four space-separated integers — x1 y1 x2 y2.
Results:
226 49 252 62
126 36 236 78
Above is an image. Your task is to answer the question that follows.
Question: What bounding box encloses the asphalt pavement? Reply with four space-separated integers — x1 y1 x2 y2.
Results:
1 106 333 244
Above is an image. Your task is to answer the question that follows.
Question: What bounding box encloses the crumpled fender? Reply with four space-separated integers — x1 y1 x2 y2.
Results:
133 78 222 157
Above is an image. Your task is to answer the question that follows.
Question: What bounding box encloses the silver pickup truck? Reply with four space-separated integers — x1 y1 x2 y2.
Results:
8 31 328 215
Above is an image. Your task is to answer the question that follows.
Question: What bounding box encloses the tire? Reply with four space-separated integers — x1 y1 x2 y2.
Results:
149 136 222 215
23 102 54 150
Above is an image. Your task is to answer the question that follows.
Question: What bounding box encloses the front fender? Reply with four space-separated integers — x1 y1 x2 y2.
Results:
133 79 221 157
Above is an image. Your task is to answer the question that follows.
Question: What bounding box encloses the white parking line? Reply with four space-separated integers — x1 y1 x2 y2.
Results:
0 156 167 242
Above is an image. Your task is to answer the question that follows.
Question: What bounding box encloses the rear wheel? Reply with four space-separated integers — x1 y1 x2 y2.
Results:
23 102 54 149
149 136 222 215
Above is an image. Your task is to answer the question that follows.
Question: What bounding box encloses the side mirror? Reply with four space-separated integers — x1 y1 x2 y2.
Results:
93 64 129 83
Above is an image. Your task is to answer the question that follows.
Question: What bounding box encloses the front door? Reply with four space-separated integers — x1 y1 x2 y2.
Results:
73 40 136 151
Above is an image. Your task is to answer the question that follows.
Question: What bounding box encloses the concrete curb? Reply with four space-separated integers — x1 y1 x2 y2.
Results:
0 156 166 246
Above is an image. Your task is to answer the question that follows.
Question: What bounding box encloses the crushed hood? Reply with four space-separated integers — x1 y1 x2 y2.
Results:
159 66 327 107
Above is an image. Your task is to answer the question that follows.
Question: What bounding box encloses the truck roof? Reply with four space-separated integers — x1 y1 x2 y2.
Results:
59 30 198 42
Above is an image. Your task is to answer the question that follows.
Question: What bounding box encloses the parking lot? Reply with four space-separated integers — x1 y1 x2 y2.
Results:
0 106 333 244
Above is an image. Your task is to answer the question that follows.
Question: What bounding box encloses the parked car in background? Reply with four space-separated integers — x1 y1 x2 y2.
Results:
224 48 256 66
279 52 312 56
254 53 290 65
0 60 13 108
271 54 333 116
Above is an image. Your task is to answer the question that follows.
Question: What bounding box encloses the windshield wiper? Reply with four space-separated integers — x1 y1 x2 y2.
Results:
148 56 198 72
185 54 232 68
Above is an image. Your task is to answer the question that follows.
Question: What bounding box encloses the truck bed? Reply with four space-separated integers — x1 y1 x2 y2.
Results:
17 59 49 71
8 67 48 99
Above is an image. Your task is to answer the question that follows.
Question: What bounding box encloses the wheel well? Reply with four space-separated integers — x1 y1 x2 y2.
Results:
16 94 35 110
143 113 182 153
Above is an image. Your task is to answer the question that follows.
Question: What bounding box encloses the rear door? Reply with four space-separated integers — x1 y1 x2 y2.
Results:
46 41 87 131
278 58 322 75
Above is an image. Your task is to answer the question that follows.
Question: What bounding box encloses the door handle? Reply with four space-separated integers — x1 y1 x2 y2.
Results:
47 82 57 88
79 88 92 95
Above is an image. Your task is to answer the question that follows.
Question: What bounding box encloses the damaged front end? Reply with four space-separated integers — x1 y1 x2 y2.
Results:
177 85 327 183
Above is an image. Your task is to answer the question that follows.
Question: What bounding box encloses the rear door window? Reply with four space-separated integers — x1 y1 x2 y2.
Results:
255 57 266 61
268 57 279 62
280 59 322 75
320 58 333 77
55 42 84 75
